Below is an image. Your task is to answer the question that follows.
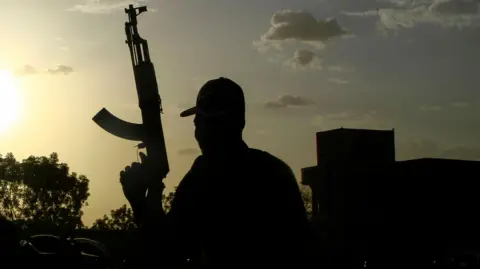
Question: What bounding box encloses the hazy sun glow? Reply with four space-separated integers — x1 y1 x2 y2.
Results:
0 70 21 134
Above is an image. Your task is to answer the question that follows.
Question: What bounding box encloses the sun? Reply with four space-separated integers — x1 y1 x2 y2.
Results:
0 70 21 134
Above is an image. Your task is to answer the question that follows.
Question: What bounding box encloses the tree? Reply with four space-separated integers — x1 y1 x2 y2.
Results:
300 186 313 220
0 152 90 231
91 189 176 231
162 187 176 213
91 204 136 231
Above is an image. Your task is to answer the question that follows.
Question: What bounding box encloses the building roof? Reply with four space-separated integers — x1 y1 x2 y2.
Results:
316 127 394 135
397 157 480 164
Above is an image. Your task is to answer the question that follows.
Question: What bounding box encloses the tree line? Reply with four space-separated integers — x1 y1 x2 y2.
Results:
0 152 312 232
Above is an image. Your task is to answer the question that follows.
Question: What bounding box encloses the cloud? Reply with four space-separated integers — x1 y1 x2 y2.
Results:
345 0 480 29
397 139 480 161
254 10 347 51
14 65 37 76
397 139 440 159
430 0 480 15
328 78 350 84
68 0 149 14
47 65 74 75
327 65 354 73
342 10 380 17
383 0 480 29
420 102 472 111
267 54 288 63
380 5 480 29
441 146 480 160
264 94 315 109
178 148 200 156
284 49 322 70
451 102 470 108
312 111 394 130
264 10 347 41
379 0 433 8
14 65 74 76
419 105 442 111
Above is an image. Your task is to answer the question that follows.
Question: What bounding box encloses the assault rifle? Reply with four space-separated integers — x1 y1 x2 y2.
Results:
92 5 169 181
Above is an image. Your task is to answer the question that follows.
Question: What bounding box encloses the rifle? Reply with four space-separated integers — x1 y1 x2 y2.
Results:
92 5 169 182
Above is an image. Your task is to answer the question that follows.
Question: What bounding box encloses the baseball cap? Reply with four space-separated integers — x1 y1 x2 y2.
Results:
180 77 245 118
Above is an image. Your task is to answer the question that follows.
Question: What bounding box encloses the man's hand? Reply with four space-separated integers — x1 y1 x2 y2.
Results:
120 152 166 217
119 152 150 207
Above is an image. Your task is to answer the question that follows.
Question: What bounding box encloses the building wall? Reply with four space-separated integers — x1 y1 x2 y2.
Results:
316 128 395 166
318 162 394 250
391 159 480 249
312 129 396 248
301 166 318 186
303 128 480 258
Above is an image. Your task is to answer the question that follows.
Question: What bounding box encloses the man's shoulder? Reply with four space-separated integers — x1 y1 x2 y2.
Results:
247 148 301 197
187 155 205 174
185 148 294 177
247 148 293 173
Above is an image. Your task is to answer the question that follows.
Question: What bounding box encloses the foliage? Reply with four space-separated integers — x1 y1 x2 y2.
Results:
91 183 314 231
162 188 176 213
0 152 90 231
300 186 313 220
91 188 176 231
91 204 136 231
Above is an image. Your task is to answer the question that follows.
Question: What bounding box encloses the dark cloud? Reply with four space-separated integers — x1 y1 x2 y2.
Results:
284 49 322 70
342 10 379 17
263 10 347 41
265 95 315 109
254 10 348 52
379 0 433 8
430 0 479 15
292 49 316 65
47 65 74 75
178 148 200 156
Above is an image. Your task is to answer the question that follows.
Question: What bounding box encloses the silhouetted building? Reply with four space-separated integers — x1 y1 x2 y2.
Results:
393 158 480 252
302 128 395 254
315 127 395 165
302 127 480 260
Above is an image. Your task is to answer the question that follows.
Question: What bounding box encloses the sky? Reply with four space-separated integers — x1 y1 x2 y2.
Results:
0 0 480 225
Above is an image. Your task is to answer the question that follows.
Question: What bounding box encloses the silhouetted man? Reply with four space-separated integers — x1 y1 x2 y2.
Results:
120 77 310 266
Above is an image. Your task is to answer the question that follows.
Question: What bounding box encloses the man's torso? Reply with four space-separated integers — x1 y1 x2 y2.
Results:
168 146 309 263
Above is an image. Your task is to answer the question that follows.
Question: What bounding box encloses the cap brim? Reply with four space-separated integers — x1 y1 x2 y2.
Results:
180 106 196 117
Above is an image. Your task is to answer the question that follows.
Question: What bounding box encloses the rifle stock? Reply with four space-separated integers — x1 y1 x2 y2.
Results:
92 4 169 180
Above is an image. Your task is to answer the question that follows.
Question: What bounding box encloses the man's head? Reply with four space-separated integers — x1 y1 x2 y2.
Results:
180 77 245 151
